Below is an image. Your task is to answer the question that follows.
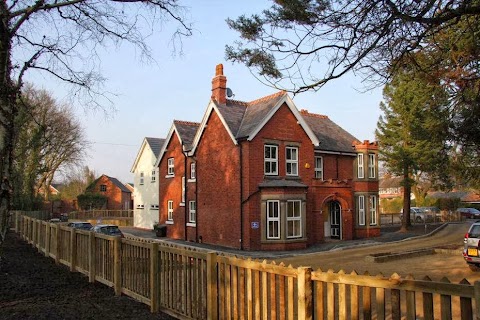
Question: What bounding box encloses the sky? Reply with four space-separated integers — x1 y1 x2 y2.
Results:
26 0 383 184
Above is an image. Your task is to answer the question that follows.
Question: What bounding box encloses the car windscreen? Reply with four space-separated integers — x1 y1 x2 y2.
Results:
469 225 480 238
102 226 121 235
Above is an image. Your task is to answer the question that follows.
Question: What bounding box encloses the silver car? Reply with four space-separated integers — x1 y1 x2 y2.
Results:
463 222 480 271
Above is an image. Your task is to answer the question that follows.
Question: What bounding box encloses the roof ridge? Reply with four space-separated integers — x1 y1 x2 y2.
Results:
247 90 286 106
299 109 329 119
174 120 200 126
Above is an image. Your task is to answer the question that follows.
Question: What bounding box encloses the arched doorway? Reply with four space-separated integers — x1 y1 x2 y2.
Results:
329 201 342 239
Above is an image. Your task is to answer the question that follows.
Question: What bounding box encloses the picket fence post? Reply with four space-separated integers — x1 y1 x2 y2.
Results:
113 236 122 296
70 229 77 272
206 252 218 320
88 232 96 283
150 242 159 313
297 266 313 320
55 224 61 264
474 281 480 320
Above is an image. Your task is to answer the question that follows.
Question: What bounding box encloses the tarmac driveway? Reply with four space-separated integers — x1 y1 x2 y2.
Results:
275 221 478 283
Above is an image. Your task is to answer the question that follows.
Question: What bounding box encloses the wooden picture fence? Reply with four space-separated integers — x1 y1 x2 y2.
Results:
13 213 480 320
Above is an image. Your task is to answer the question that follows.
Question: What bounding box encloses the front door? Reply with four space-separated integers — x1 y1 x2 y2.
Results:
330 201 341 239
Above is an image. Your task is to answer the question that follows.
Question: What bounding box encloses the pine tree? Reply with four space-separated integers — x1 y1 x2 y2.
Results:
376 66 450 231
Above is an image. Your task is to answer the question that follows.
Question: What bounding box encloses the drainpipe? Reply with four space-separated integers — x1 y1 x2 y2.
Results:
239 141 244 250
183 147 188 241
195 157 199 243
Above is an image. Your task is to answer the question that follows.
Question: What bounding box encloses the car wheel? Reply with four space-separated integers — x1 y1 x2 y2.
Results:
469 264 480 272
415 216 423 223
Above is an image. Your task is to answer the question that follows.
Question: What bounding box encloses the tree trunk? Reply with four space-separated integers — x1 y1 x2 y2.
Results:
400 164 412 232
0 4 17 255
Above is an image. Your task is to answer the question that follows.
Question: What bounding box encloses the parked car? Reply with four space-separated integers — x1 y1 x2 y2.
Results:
67 221 93 230
457 208 480 219
400 207 433 223
423 207 441 220
91 224 124 237
463 221 480 271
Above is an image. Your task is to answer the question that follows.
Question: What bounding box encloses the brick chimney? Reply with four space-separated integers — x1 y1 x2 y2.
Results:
211 64 227 104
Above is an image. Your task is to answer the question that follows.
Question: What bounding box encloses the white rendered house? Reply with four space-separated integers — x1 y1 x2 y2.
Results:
130 137 165 229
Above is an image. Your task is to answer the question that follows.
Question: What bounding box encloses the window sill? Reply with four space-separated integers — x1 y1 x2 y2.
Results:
165 220 174 225
179 202 185 207
186 223 196 227
165 174 175 179
187 178 196 183
285 175 300 180
261 237 306 244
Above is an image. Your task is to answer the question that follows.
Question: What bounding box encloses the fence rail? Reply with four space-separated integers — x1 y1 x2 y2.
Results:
68 210 133 220
380 212 464 226
13 212 479 320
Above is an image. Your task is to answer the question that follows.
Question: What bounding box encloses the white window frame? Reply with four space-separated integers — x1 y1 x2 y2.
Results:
264 145 278 176
181 176 186 204
266 200 280 239
286 200 302 238
357 154 364 179
286 147 299 176
167 200 174 223
315 156 323 180
190 163 196 180
139 172 144 185
151 169 156 182
358 196 365 226
370 195 377 225
167 158 174 176
188 201 196 224
100 184 107 192
368 153 376 178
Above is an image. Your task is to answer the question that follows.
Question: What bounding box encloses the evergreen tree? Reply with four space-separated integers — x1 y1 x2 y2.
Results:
376 66 450 231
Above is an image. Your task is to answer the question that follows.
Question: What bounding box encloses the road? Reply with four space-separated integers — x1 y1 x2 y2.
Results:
274 221 479 283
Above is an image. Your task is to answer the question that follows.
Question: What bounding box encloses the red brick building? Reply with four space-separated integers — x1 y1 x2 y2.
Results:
156 64 379 251
86 174 132 210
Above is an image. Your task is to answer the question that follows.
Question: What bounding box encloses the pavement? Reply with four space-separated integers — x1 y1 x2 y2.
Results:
120 221 456 260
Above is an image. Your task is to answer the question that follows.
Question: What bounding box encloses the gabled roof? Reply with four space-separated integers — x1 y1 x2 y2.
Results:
190 91 321 154
155 120 200 167
146 137 165 157
300 110 360 154
236 91 287 139
109 176 131 193
131 137 166 173
87 174 131 193
173 120 200 150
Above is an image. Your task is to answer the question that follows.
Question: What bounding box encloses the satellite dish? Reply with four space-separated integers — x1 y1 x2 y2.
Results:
226 87 234 98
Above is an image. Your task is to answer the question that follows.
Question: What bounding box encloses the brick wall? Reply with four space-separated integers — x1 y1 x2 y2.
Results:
158 133 186 240
196 109 242 249
90 175 125 210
